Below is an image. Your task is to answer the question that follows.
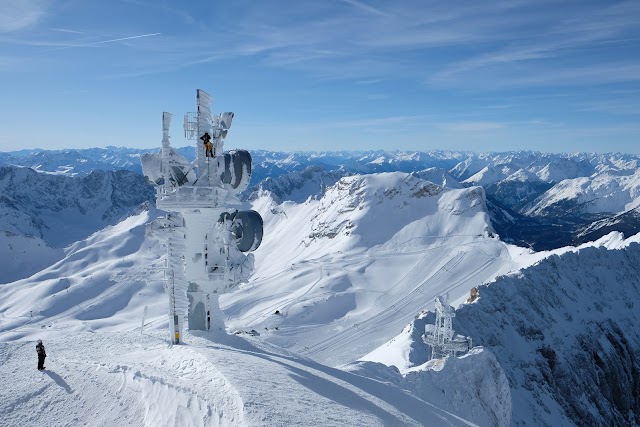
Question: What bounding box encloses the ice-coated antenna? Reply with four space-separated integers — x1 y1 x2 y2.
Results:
423 295 472 359
142 88 263 346
183 112 198 139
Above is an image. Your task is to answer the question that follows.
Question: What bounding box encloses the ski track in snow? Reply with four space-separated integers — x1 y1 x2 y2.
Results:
223 236 514 367
301 248 499 361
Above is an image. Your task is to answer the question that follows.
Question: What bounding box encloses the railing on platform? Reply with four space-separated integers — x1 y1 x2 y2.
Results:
156 186 223 208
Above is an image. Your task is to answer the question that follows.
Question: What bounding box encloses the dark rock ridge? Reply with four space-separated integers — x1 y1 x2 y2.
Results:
450 243 640 426
0 166 154 247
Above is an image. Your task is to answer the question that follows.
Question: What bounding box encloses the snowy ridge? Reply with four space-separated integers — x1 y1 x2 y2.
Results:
457 152 640 217
223 172 517 367
527 169 640 216
577 207 640 243
0 210 166 337
360 232 640 426
0 166 154 248
0 147 156 176
253 166 347 203
457 239 640 426
4 147 640 247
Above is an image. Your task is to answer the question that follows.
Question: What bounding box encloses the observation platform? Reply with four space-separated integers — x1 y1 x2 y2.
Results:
156 186 229 209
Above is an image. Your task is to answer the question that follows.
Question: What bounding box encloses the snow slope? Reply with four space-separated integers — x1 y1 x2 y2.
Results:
223 172 519 366
0 329 477 426
0 204 481 426
0 232 63 284
360 232 640 427
527 169 640 216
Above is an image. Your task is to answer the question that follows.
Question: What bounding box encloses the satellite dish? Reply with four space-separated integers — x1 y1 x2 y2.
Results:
141 148 195 187
219 210 263 252
221 112 234 130
220 149 252 192
141 152 163 185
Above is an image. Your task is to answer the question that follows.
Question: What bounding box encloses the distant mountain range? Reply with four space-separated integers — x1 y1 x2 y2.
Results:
2 147 640 252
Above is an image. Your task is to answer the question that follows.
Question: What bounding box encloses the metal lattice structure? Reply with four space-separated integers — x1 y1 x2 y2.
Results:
183 112 198 140
423 296 472 359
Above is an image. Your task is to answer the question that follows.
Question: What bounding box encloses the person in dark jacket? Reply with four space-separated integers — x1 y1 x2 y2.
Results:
200 132 214 157
36 339 46 370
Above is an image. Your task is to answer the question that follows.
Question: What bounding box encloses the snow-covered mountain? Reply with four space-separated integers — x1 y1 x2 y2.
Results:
4 147 640 250
577 206 640 242
360 232 640 426
0 166 154 283
0 147 466 180
0 147 154 176
526 169 640 216
1 159 639 425
0 166 154 246
252 166 347 203
460 154 639 214
222 172 511 368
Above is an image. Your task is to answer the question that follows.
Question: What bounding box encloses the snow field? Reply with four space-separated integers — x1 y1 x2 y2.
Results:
1 328 479 426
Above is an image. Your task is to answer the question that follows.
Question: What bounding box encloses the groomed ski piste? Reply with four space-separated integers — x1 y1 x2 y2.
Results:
2 171 639 426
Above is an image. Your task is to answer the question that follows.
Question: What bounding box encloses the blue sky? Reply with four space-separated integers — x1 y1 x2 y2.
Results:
1 0 639 154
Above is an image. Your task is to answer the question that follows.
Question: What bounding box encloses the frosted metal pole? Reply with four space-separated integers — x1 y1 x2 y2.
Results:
196 90 213 182
162 112 172 191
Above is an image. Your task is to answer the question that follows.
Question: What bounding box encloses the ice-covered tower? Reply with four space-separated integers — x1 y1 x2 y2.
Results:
142 89 263 344
423 296 472 359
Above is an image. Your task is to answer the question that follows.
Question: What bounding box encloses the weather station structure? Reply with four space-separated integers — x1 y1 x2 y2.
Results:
423 296 472 359
142 89 263 344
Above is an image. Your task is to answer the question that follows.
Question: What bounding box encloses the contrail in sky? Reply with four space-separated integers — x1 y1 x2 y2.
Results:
47 33 161 51
74 33 161 47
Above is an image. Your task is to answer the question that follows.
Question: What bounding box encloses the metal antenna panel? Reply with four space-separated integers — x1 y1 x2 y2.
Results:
184 112 198 139
163 112 172 133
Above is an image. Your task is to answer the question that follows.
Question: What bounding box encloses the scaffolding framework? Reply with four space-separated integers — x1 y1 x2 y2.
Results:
423 296 472 359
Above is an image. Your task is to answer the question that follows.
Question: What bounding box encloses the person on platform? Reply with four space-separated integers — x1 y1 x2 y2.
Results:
200 132 214 158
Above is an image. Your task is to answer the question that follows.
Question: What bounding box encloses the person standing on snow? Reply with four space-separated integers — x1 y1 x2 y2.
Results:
36 339 46 370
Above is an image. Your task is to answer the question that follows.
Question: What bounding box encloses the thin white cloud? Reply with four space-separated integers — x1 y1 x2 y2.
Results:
430 1 640 89
292 115 425 131
341 0 389 17
500 63 640 88
0 0 49 33
356 79 384 85
50 28 85 34
578 99 640 116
